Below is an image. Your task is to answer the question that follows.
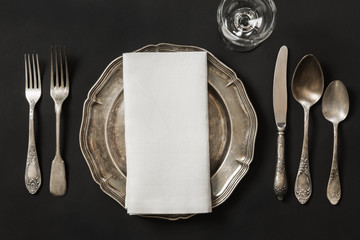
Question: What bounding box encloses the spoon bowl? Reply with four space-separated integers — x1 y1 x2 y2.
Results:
322 80 349 124
291 54 324 204
292 55 324 108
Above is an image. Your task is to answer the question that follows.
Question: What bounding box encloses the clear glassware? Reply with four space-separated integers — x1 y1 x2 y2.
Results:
217 0 277 52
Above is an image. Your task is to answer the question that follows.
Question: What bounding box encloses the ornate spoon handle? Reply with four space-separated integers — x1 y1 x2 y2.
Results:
274 130 287 200
25 107 41 194
295 108 312 204
327 123 341 205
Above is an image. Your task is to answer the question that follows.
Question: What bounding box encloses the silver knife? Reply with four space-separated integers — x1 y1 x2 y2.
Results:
273 45 288 201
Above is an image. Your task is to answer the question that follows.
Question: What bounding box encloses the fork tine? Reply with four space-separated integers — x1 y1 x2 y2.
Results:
32 54 37 89
36 54 41 89
28 54 33 89
24 54 28 89
51 47 54 88
64 47 69 88
59 46 64 87
55 46 59 87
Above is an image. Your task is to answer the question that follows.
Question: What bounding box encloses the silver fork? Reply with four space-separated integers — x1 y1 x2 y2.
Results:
49 46 69 197
25 53 42 194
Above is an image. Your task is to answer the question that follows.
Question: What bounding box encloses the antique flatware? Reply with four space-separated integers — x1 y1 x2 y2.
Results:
273 46 288 201
322 80 349 205
24 53 42 194
49 46 69 197
292 54 324 204
79 43 258 220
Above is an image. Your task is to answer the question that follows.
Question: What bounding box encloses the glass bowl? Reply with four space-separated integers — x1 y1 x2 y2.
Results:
217 0 277 52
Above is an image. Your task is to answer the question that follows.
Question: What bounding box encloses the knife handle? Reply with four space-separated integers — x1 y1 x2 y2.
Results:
274 130 287 201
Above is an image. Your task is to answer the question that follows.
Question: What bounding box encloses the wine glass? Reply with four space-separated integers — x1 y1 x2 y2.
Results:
217 0 277 52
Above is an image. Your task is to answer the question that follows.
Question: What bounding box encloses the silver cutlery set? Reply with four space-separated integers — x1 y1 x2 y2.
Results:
24 44 348 206
273 46 349 205
24 46 69 196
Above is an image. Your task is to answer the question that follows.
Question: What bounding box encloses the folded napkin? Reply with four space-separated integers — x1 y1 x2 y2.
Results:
123 51 212 215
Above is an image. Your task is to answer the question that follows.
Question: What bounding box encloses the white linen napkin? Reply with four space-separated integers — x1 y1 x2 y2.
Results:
123 51 212 215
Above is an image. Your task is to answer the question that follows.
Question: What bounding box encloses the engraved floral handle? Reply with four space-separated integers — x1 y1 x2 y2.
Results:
274 130 287 201
25 106 41 194
327 123 341 205
295 108 312 204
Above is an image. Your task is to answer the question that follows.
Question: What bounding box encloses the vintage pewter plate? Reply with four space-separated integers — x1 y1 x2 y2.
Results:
79 43 257 220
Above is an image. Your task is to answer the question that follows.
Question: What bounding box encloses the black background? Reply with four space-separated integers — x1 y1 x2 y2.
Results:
1 0 359 239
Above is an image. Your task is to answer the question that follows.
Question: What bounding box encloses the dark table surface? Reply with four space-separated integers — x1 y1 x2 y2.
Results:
1 0 359 239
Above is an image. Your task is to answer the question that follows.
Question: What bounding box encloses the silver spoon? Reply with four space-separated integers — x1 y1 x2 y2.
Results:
322 80 349 205
292 54 324 204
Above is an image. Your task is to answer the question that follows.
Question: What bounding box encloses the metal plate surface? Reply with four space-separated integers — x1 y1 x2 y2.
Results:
79 43 257 220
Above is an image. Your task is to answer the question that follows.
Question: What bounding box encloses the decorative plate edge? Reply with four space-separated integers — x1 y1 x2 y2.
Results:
79 43 258 218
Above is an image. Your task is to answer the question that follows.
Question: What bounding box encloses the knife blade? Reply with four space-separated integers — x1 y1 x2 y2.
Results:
273 45 288 201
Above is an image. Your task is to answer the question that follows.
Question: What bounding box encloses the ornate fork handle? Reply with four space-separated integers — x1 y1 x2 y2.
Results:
25 106 41 194
274 130 287 200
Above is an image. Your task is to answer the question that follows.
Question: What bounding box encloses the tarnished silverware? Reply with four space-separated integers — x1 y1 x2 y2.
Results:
322 80 349 205
292 54 324 204
25 53 42 194
49 46 69 197
273 46 288 201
